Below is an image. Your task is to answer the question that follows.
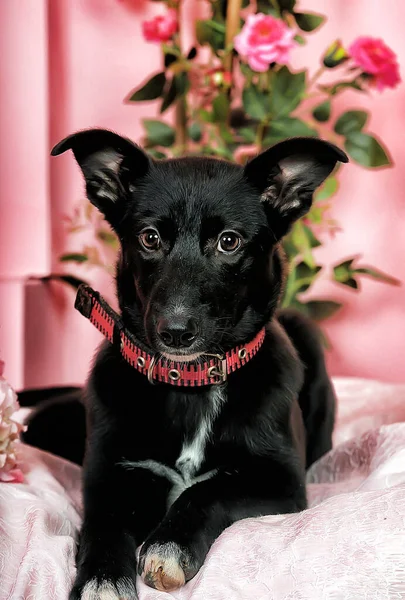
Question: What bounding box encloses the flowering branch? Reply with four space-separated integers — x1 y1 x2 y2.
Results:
59 0 401 331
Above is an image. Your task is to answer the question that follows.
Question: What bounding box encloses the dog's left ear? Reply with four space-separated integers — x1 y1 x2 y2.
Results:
244 137 348 240
51 128 151 229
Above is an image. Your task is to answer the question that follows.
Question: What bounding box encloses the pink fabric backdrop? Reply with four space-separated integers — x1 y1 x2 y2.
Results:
0 0 404 390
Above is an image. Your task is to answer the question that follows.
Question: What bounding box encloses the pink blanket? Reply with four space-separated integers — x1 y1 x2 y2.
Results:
1 377 405 600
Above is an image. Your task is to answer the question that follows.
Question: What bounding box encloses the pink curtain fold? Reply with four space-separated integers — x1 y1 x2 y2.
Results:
0 0 50 388
0 0 404 390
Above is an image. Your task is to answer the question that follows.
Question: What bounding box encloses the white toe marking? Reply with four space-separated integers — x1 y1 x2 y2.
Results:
145 541 183 569
81 577 136 600
142 542 186 587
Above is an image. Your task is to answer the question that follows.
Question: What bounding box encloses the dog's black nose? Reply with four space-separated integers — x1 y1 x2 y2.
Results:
157 317 198 348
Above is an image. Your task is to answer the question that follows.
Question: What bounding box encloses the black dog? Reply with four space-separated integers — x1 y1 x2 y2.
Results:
49 130 347 599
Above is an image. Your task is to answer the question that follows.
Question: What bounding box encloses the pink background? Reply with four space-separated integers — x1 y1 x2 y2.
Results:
0 0 404 390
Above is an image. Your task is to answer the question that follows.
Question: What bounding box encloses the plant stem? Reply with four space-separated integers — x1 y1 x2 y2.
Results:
175 97 188 149
255 121 268 152
173 1 187 151
224 0 243 73
307 65 326 89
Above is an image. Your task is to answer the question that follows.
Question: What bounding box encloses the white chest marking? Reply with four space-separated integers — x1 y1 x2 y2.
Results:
175 387 225 482
120 387 226 509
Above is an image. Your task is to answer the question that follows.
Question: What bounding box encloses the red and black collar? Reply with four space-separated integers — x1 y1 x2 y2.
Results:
75 284 266 387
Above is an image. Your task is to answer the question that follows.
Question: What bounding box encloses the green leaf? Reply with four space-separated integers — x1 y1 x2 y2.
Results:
213 92 230 123
189 122 202 142
314 176 338 202
164 52 177 68
160 78 177 113
333 256 400 288
60 253 89 264
238 127 256 143
256 1 278 15
143 119 175 147
320 79 364 95
344 132 391 168
306 206 323 224
342 277 359 290
160 72 189 114
294 12 325 32
334 110 368 135
174 71 189 96
295 262 322 279
147 149 168 159
127 72 166 102
322 40 349 69
187 47 197 60
242 87 269 120
239 63 255 78
333 257 356 283
293 262 322 294
354 267 400 286
200 109 214 123
278 0 296 11
318 327 332 350
218 123 234 144
294 34 306 45
290 222 307 252
97 230 118 248
303 224 321 248
290 221 320 268
205 145 234 160
266 117 318 143
196 19 226 52
303 300 342 321
312 100 331 122
282 236 299 261
269 67 306 118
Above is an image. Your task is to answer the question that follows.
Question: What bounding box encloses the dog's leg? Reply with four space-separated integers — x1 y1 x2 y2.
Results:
138 457 306 592
69 439 170 600
277 308 336 468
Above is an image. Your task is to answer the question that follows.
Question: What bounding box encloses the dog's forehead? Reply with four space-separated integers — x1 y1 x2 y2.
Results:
134 156 262 229
153 156 245 198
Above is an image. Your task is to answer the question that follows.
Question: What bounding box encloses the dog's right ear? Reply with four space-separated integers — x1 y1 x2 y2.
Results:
51 128 151 227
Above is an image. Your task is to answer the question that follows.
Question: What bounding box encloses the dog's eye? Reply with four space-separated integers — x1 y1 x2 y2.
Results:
217 231 241 254
139 229 161 251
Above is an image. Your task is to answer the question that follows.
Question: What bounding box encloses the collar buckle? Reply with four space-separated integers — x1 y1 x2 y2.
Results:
205 354 227 385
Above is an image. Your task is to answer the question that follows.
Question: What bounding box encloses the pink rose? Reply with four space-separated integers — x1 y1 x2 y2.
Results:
234 13 296 72
0 369 25 483
142 9 178 44
349 37 401 91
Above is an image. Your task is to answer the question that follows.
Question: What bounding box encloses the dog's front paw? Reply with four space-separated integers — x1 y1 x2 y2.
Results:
138 541 198 592
69 576 138 600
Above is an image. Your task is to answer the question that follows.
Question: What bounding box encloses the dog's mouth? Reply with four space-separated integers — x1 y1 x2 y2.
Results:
161 351 204 363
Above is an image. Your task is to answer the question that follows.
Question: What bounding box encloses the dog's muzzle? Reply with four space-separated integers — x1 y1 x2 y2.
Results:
75 284 266 388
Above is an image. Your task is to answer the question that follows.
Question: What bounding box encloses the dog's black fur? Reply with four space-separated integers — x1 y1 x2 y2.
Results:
20 387 86 465
33 130 347 598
